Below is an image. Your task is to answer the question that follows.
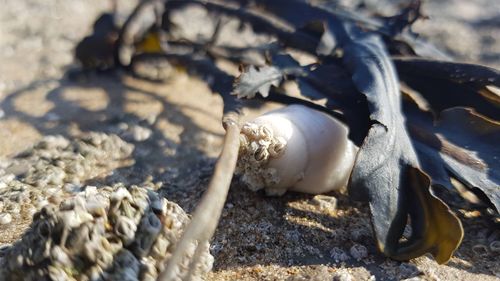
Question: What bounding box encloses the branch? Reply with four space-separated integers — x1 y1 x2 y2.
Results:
157 112 240 281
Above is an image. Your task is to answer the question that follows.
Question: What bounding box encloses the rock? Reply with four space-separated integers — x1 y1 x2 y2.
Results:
0 185 213 280
129 125 153 142
397 263 420 279
330 247 350 263
287 266 332 281
0 133 136 228
312 195 338 211
0 213 12 225
349 244 368 261
333 271 353 281
472 244 489 257
489 241 500 253
401 277 424 281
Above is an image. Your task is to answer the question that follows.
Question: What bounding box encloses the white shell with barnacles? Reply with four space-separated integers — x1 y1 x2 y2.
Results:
236 104 358 196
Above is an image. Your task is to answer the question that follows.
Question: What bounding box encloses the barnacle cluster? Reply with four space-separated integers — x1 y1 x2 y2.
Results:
0 185 213 281
0 133 134 226
18 133 134 187
236 122 287 193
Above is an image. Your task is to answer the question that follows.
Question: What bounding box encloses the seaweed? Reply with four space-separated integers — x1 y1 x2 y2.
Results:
73 0 500 279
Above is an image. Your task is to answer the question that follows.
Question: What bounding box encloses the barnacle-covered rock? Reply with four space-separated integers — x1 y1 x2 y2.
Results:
0 186 213 281
0 133 134 227
18 133 134 186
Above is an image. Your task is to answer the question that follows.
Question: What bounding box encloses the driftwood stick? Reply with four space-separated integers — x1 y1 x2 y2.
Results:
157 112 240 281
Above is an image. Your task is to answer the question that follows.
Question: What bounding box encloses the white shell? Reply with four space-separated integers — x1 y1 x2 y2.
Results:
236 104 358 196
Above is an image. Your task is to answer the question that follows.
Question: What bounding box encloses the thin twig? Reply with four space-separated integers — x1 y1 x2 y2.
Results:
157 112 240 281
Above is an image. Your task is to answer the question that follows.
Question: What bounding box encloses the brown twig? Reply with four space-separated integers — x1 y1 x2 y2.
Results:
157 112 240 281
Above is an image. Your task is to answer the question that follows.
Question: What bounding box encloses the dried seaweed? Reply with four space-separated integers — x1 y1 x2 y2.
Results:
339 31 462 264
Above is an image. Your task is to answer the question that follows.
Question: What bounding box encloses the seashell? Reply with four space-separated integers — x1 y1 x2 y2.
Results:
237 105 358 196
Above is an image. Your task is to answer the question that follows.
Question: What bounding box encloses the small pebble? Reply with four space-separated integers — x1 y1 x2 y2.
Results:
401 277 424 281
5 203 20 215
398 263 420 279
36 199 50 210
349 227 369 242
312 195 337 211
332 271 353 281
330 247 350 262
146 115 157 125
45 113 60 122
25 206 37 217
122 125 152 142
63 183 81 193
472 244 489 257
349 244 368 261
489 241 500 253
0 213 12 225
0 244 11 258
132 125 152 142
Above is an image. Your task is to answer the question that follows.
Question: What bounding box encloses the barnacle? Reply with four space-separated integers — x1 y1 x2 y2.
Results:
0 186 213 281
